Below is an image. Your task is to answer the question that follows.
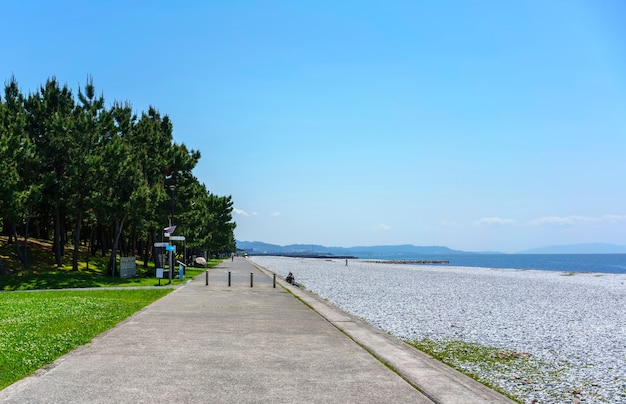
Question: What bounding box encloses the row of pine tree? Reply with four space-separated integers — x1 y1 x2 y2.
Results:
0 75 235 275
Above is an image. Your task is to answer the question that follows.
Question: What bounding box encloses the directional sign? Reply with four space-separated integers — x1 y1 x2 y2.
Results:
170 236 185 241
163 225 177 235
166 245 176 252
154 242 169 247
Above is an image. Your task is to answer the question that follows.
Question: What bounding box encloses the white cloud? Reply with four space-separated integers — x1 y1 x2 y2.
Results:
530 214 626 226
374 223 391 230
475 217 516 226
600 214 626 222
530 216 586 226
269 211 282 216
441 214 626 229
234 208 260 216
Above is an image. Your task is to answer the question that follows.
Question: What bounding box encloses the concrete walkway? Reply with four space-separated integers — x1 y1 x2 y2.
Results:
0 258 514 403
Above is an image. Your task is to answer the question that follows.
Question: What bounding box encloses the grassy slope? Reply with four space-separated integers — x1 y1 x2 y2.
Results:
0 236 219 290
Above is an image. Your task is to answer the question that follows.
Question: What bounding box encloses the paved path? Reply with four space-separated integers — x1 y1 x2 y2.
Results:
0 258 514 403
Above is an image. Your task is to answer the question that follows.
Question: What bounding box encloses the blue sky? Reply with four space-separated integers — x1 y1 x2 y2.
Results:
2 1 625 252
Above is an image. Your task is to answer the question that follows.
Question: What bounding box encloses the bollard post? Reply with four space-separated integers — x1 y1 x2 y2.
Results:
205 271 208 286
273 273 276 288
250 272 253 287
228 271 231 287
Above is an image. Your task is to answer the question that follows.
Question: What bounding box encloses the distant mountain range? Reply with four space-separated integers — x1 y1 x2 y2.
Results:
236 241 488 258
236 241 626 257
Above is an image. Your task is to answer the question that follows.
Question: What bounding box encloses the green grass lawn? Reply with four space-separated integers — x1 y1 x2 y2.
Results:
0 263 218 291
0 238 224 389
0 237 223 290
0 289 172 390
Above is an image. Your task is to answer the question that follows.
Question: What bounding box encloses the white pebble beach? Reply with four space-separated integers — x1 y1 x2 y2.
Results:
249 256 626 404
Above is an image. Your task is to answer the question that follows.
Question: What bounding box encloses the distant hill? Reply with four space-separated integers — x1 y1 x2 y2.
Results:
518 243 626 254
237 241 626 257
236 241 476 258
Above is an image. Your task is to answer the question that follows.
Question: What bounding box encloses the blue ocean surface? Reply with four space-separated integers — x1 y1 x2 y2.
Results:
361 254 626 274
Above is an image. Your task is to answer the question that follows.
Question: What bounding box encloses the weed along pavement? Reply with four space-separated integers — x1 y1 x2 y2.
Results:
0 258 513 403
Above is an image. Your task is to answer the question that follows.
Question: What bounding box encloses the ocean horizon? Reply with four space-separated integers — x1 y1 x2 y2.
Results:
354 253 626 274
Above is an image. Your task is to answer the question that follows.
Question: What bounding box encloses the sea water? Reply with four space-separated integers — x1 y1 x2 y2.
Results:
359 254 626 274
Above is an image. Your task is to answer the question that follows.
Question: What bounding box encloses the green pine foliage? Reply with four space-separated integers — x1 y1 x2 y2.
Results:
0 75 236 275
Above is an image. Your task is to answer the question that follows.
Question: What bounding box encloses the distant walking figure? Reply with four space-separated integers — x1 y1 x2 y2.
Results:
345 259 348 266
231 253 234 261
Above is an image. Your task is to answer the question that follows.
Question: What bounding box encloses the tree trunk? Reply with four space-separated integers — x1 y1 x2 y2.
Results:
120 233 127 257
109 215 127 277
22 206 33 272
142 234 149 268
89 224 97 256
2 218 10 239
72 211 83 271
86 225 96 271
61 214 67 256
53 208 63 267
100 225 107 257
6 218 13 244
11 222 27 270
130 228 137 258
149 229 161 268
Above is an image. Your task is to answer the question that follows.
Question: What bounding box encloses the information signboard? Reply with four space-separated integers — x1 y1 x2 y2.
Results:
119 257 137 278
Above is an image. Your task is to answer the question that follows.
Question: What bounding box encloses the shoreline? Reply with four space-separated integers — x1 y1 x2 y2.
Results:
250 256 626 404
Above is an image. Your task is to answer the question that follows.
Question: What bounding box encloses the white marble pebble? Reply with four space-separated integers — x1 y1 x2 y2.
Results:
250 256 626 404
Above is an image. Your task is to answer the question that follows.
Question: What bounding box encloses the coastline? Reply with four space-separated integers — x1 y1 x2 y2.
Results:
249 256 626 404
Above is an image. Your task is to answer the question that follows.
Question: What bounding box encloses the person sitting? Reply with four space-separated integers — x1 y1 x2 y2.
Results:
285 272 294 284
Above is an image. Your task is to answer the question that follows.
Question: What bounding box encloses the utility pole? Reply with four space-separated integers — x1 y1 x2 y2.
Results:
169 184 176 284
